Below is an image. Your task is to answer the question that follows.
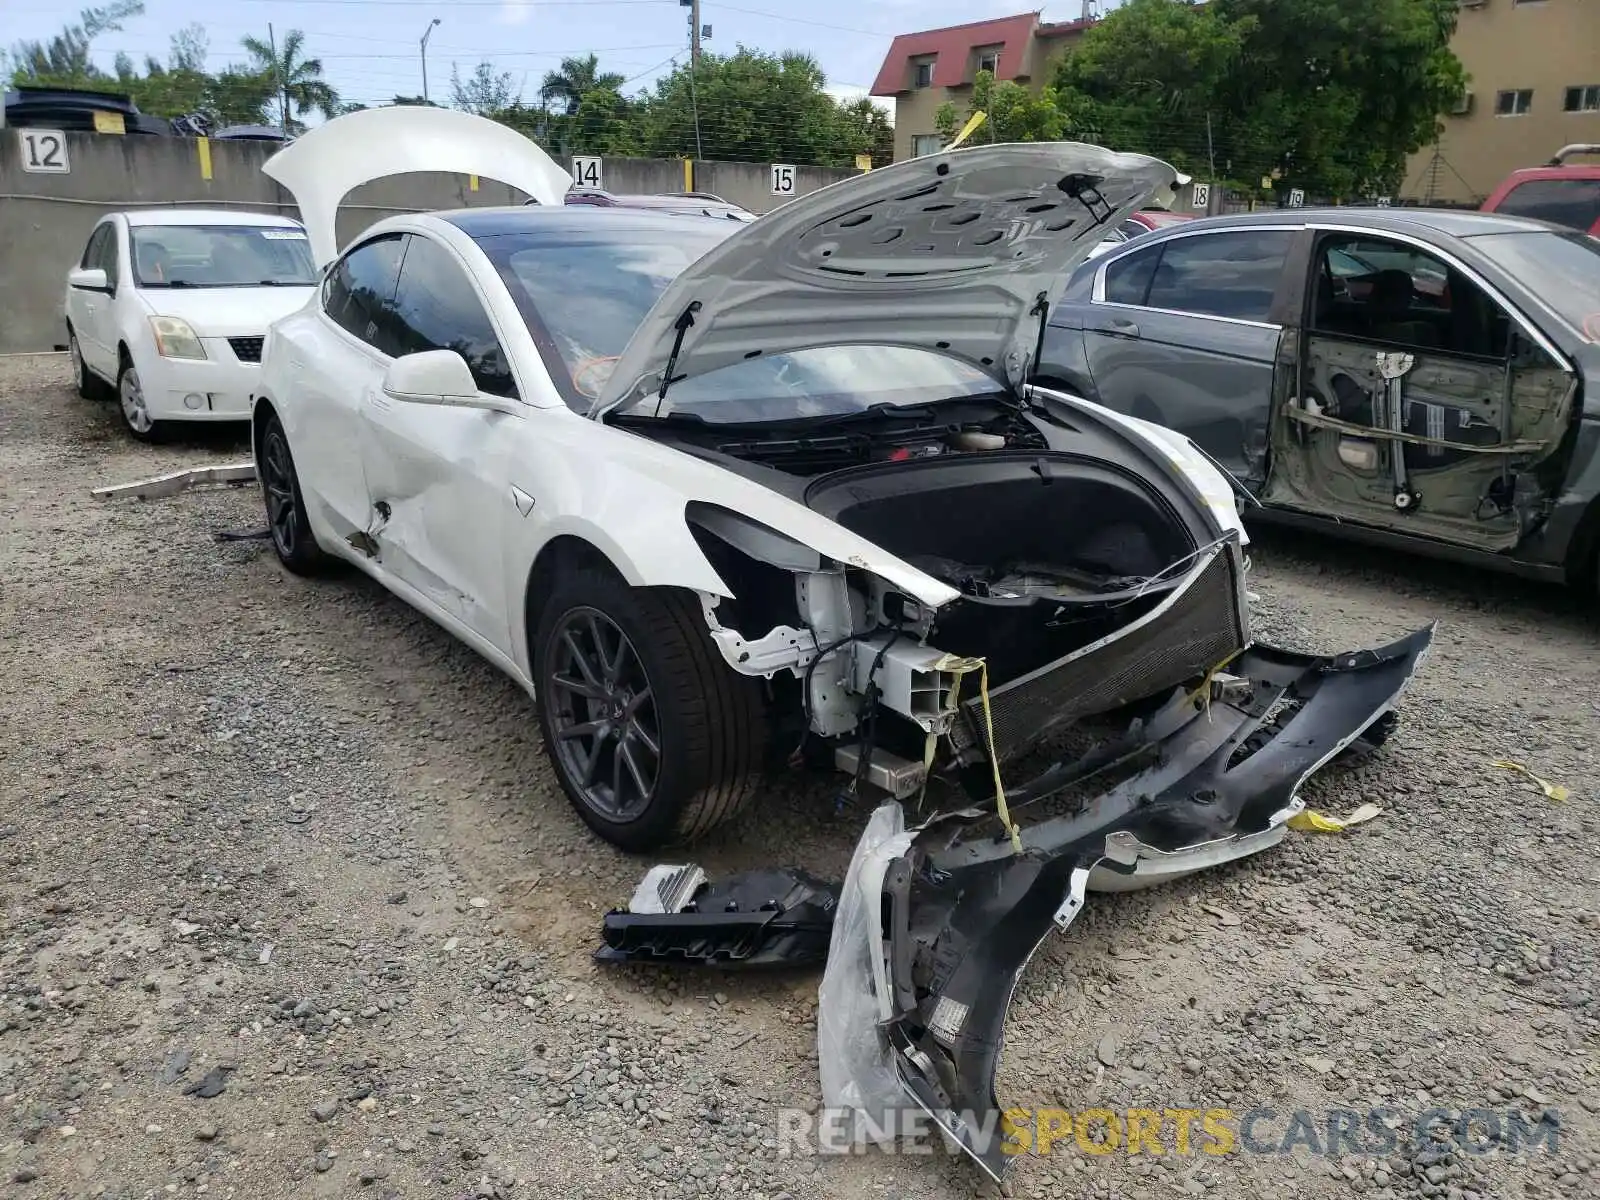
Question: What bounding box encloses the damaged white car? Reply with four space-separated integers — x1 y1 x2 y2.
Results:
252 106 1432 862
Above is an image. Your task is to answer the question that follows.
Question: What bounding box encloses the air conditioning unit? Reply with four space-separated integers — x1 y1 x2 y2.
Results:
1451 91 1475 116
1458 0 1487 9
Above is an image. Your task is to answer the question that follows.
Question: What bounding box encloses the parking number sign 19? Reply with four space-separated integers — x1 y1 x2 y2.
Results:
571 156 602 188
1287 187 1306 208
18 128 70 174
770 163 796 196
1190 182 1210 211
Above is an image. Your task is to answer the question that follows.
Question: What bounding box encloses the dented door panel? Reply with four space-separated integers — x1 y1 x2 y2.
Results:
1263 335 1577 551
358 394 515 651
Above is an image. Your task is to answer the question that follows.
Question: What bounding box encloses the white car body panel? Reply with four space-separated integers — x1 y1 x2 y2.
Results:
254 107 1243 745
63 209 316 423
593 143 1182 417
261 105 574 267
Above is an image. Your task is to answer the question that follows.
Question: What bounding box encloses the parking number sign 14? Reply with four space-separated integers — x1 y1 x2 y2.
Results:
770 163 796 196
571 156 602 188
18 128 70 174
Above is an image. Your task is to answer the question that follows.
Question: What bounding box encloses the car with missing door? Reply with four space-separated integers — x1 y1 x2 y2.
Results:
1036 207 1600 588
62 209 318 440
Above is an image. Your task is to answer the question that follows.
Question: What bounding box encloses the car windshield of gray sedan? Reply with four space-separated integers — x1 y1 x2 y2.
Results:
131 225 319 289
478 225 998 420
1468 230 1600 341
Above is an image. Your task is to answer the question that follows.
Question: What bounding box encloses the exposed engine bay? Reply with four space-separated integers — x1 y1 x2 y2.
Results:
617 389 1253 807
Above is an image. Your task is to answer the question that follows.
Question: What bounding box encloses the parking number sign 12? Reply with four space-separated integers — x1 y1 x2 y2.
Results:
18 128 70 174
770 163 796 196
571 156 602 188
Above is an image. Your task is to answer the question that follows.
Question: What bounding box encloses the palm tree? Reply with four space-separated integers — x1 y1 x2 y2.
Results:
538 54 624 116
240 28 341 133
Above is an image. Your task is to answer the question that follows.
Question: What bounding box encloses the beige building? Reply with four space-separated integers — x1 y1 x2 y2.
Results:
1405 0 1600 203
869 12 1089 162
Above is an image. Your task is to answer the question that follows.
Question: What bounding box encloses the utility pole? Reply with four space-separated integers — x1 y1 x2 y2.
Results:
691 0 702 65
268 23 288 139
421 18 441 105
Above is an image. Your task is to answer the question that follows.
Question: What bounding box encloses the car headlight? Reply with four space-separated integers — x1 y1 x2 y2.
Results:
148 315 207 360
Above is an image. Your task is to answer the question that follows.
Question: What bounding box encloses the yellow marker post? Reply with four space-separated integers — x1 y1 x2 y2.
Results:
196 136 213 182
854 153 873 173
92 110 126 135
469 174 479 192
683 158 694 192
946 110 987 151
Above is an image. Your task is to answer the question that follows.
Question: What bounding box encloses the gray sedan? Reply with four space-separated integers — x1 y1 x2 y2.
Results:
1037 208 1600 589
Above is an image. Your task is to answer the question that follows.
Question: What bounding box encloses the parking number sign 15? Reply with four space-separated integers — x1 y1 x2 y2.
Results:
571 156 602 188
770 163 796 196
19 128 71 174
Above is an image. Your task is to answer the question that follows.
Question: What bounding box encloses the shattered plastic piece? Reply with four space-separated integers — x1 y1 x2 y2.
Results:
91 463 256 501
1490 759 1571 801
822 624 1433 1182
595 867 839 967
1288 802 1384 832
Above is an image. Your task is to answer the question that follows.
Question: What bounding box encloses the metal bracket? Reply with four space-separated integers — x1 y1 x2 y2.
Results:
91 463 256 501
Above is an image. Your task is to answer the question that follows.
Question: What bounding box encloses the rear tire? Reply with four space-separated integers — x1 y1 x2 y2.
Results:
258 412 331 576
533 568 768 852
69 330 108 400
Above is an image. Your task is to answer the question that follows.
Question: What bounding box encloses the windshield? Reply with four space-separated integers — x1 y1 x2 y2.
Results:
131 224 317 288
1469 230 1600 342
478 224 998 421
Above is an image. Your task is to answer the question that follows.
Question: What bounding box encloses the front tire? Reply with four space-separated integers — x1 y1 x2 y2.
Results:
533 568 768 852
258 412 331 576
117 358 161 442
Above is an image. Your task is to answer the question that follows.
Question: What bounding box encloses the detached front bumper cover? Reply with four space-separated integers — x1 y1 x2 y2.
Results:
826 623 1435 1180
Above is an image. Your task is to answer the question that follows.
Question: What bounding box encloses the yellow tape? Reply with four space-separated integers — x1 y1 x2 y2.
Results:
934 653 1021 852
1288 803 1383 833
1490 760 1571 801
946 110 987 151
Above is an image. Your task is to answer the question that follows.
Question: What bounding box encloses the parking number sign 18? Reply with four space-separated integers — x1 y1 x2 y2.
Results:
18 128 70 174
1287 187 1306 208
1190 182 1210 211
770 163 796 196
571 156 602 188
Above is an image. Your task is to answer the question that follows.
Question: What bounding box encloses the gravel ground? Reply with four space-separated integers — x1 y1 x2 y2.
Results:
2 352 1596 1200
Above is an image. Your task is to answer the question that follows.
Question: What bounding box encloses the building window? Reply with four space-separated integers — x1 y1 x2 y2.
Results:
1565 85 1600 113
913 58 935 88
1495 89 1533 116
911 134 943 157
976 46 1000 75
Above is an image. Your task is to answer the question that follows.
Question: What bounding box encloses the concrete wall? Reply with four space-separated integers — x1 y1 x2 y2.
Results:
0 131 858 353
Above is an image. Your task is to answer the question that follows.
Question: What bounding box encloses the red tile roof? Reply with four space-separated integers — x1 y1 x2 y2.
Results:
868 12 1043 97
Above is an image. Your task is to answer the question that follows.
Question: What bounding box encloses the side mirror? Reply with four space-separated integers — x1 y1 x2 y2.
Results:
381 349 519 414
69 266 110 292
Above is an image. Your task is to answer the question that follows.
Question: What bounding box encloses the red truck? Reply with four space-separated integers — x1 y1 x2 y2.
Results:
1480 143 1600 235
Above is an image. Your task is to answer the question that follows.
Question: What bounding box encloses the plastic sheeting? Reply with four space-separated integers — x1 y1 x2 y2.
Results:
816 801 918 1144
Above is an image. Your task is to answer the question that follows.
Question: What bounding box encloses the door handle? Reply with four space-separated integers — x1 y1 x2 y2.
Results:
1096 317 1141 339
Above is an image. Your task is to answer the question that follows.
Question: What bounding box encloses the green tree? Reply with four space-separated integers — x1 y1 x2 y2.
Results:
538 54 624 116
240 27 341 133
450 60 517 115
7 1 146 87
834 97 895 167
935 69 1070 146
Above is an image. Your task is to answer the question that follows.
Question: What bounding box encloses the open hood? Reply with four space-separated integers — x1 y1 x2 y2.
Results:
590 142 1179 419
261 105 573 268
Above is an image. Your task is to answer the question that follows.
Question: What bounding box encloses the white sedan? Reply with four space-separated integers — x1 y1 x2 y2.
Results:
63 209 318 440
248 107 1418 853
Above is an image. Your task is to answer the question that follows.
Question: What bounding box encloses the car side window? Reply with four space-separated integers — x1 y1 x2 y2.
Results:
99 224 120 288
1102 243 1161 306
80 224 108 269
390 235 518 399
323 234 407 355
1142 231 1292 322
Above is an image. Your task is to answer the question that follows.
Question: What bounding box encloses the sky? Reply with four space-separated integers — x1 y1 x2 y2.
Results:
5 0 1113 119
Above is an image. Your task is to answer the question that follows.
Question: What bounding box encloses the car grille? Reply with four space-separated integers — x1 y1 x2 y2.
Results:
948 536 1251 764
228 336 264 363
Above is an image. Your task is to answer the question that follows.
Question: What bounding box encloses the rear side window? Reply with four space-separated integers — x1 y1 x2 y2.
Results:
391 236 518 399
324 234 407 354
1143 230 1292 322
1492 178 1600 233
1103 243 1160 305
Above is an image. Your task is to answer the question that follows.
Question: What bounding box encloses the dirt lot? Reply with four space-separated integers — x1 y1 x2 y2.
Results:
1 351 1597 1200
